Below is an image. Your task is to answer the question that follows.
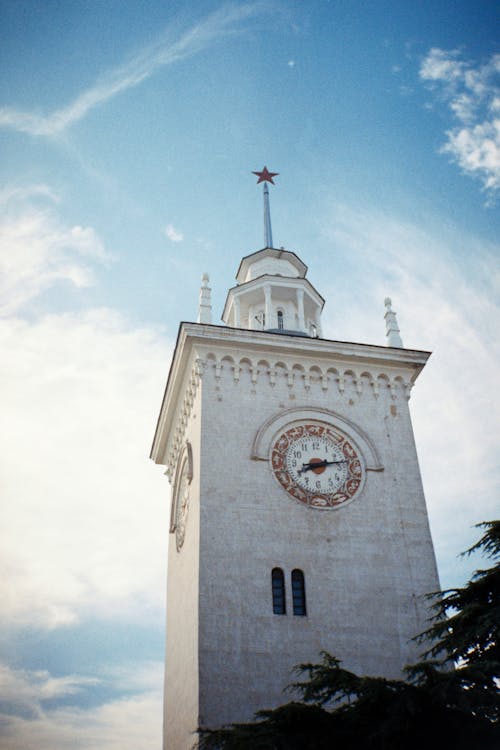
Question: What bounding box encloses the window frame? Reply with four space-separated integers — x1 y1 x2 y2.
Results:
291 569 307 616
271 567 286 615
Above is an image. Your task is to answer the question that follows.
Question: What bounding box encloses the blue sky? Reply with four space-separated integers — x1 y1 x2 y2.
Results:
0 1 499 747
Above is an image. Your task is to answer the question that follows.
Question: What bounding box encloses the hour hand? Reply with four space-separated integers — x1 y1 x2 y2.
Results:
298 459 348 474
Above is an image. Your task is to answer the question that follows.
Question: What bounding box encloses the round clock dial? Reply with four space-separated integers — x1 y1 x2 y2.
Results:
175 459 190 551
271 423 363 509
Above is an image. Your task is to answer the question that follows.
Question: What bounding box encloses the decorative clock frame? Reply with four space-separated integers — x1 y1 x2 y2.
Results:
170 442 193 550
271 421 365 509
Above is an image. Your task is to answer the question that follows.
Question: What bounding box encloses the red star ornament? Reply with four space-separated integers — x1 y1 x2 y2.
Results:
252 166 279 184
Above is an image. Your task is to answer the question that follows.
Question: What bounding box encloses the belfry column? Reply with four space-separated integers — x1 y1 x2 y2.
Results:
233 296 241 328
315 310 322 338
297 288 305 331
264 285 272 329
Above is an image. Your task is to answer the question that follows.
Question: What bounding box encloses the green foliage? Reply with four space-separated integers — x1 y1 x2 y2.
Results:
421 520 500 667
197 522 500 749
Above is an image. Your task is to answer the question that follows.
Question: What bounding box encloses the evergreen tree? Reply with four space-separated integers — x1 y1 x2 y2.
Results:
197 521 500 749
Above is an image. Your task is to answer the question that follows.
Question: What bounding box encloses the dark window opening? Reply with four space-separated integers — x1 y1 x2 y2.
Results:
291 569 306 616
271 568 286 615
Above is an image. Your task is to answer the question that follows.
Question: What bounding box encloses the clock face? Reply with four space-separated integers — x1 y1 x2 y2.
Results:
271 423 363 509
175 459 190 551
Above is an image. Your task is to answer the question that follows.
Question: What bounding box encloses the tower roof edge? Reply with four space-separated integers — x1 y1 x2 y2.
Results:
235 247 308 283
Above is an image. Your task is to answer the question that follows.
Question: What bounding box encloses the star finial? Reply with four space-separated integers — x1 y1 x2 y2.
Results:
252 166 279 185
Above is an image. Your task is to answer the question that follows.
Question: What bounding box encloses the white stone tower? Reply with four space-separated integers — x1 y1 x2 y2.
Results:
150 169 440 749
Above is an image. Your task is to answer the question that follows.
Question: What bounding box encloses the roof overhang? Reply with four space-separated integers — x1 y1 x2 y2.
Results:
235 247 307 283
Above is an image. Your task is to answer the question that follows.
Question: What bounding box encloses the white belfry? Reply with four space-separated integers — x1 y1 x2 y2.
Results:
384 297 403 348
197 272 212 324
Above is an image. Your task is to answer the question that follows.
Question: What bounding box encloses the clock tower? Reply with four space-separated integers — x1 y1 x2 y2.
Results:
150 170 440 749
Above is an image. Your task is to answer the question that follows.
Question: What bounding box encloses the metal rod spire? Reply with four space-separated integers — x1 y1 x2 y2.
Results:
263 182 273 248
252 166 279 249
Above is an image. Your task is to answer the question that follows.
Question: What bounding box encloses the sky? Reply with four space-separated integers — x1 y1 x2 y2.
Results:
0 1 498 747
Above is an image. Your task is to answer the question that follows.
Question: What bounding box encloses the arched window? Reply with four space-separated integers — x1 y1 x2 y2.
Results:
271 568 286 615
277 310 284 330
291 569 306 616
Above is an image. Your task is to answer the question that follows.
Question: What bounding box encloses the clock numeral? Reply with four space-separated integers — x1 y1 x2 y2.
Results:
293 450 302 458
315 480 321 489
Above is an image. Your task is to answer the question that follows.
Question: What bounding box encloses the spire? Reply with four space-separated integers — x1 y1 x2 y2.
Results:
252 166 279 249
198 273 212 324
384 297 403 348
263 182 273 248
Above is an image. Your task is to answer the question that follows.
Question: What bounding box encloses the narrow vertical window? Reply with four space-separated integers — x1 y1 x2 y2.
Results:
291 569 306 616
277 310 284 330
271 568 286 615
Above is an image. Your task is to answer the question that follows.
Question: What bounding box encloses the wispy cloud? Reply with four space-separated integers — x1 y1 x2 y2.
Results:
164 223 184 242
0 3 266 138
0 663 162 750
0 665 98 720
419 48 500 199
0 185 109 314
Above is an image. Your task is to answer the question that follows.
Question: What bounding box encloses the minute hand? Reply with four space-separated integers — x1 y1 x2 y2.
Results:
298 459 348 474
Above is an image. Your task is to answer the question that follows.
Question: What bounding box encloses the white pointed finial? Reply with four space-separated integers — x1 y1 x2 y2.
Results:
198 273 212 324
384 297 403 348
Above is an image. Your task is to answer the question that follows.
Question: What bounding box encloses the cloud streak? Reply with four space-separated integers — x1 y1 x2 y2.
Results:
0 3 265 138
419 48 500 198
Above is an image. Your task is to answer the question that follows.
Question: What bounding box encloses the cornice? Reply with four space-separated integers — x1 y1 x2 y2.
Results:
180 322 430 369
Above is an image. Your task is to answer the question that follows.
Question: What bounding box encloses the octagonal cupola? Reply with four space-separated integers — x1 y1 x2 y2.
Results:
222 245 324 336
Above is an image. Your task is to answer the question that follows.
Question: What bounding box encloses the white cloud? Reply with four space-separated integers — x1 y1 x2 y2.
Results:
419 49 500 197
0 185 172 628
0 663 162 750
0 308 172 628
443 119 500 192
164 223 184 242
320 203 500 587
419 47 466 84
0 186 109 314
0 3 267 138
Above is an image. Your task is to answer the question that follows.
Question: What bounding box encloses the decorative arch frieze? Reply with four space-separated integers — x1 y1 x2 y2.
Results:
198 351 413 400
164 358 203 481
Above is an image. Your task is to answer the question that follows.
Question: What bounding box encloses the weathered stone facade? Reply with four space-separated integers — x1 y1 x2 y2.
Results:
151 314 440 749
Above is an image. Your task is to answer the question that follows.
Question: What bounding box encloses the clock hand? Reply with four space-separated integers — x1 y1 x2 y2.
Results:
298 459 348 474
